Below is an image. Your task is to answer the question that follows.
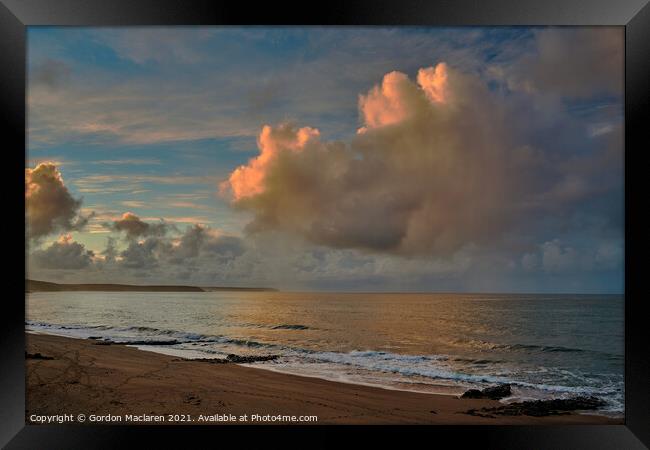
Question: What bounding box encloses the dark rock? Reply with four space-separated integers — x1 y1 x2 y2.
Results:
25 352 54 360
463 396 606 417
461 384 512 400
272 324 310 330
482 384 512 399
185 354 280 364
95 339 179 346
115 340 180 346
187 358 230 364
225 354 279 363
460 389 484 399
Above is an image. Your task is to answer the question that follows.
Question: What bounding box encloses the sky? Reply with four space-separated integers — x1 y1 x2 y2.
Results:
25 26 624 293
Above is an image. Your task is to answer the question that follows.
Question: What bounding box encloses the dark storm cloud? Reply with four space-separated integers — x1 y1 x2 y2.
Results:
31 235 94 269
109 212 171 239
98 222 247 270
119 237 167 269
166 224 245 264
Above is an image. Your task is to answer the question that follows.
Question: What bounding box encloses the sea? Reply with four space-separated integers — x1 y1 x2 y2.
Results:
26 291 624 416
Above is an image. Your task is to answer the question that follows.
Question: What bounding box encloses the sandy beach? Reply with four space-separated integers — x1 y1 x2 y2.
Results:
25 333 621 425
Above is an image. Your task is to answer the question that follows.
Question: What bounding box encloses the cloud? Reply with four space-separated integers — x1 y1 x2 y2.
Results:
177 224 244 258
222 62 619 256
26 28 516 147
162 224 245 266
223 124 321 200
27 219 622 293
499 28 623 99
26 163 90 241
540 239 579 272
93 158 162 166
71 173 217 196
27 28 623 150
101 237 118 263
96 222 246 270
167 201 209 210
521 252 539 271
25 28 623 291
203 235 245 258
120 201 147 209
27 76 258 147
96 28 217 64
75 173 215 187
109 212 171 239
31 235 94 269
119 237 165 269
520 238 623 273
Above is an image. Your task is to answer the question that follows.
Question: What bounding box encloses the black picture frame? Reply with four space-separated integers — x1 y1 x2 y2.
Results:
2 0 648 448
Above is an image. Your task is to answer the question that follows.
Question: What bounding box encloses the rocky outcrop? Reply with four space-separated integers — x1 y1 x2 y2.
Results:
183 354 280 364
91 339 181 346
461 384 512 400
463 396 606 417
224 354 279 363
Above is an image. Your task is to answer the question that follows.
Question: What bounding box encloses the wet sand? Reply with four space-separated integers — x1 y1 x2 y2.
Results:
26 334 621 425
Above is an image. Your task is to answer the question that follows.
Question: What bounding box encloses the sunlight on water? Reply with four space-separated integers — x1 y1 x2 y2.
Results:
26 291 624 415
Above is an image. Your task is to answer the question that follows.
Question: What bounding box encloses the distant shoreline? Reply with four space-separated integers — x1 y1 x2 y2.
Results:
25 280 620 295
26 279 277 293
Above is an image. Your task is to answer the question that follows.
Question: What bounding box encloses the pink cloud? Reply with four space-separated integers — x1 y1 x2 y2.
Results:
218 62 619 257
222 123 320 200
